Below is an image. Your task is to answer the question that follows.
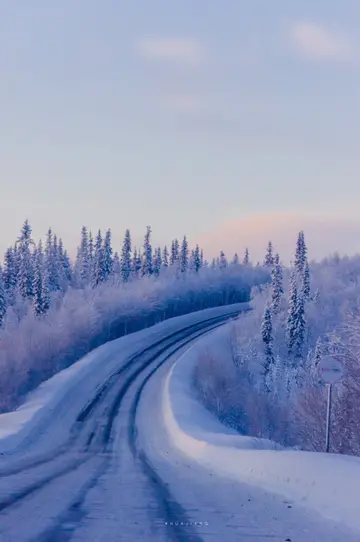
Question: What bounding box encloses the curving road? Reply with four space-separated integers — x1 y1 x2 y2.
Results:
0 306 358 541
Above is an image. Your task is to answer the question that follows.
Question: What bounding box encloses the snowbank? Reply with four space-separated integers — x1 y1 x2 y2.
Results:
0 303 247 454
163 327 360 533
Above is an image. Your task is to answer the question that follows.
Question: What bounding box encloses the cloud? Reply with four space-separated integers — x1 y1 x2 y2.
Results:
290 22 354 62
192 212 360 263
164 93 201 114
135 38 204 66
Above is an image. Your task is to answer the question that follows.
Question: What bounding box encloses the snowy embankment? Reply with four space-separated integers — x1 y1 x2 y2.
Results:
0 303 246 455
163 326 360 534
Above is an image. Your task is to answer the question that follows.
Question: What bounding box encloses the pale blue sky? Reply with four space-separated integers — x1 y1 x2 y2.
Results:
1 1 359 257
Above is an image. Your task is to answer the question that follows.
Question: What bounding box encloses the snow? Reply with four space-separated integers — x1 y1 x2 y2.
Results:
163 325 360 534
0 302 247 454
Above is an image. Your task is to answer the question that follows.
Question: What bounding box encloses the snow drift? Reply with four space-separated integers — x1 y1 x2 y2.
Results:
163 327 360 534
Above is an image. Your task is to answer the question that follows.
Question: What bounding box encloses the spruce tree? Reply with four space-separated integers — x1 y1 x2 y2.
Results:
162 245 169 268
200 249 204 267
141 226 153 277
270 253 283 313
286 269 298 355
0 264 7 328
3 247 17 291
243 248 249 265
33 240 50 317
131 248 142 278
264 241 274 266
179 236 189 273
103 229 113 281
16 219 35 299
112 252 121 275
170 239 179 266
261 304 274 391
219 250 227 269
294 230 307 276
231 253 239 265
88 232 94 272
76 226 90 283
120 229 132 283
193 244 201 272
92 230 105 287
294 291 306 360
301 260 311 300
153 247 162 277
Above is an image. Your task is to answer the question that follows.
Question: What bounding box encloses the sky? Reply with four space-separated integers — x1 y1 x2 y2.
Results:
0 0 360 261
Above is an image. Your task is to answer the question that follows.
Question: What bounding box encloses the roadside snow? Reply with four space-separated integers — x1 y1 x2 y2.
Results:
163 326 360 534
0 303 246 454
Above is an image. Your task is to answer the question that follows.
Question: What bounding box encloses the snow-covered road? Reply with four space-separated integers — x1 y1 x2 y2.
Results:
0 304 358 541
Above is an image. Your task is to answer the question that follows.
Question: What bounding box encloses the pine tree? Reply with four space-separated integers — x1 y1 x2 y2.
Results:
294 230 307 276
112 251 121 275
219 250 227 269
193 244 201 272
76 226 90 283
33 240 50 317
16 219 35 299
62 249 72 282
286 269 298 355
294 291 306 360
92 230 105 287
153 247 162 277
231 253 239 265
162 245 169 268
200 249 204 267
141 226 153 277
120 229 132 283
243 248 249 265
131 248 142 278
270 253 283 313
0 264 7 328
261 305 274 392
3 247 17 291
264 241 274 266
170 239 179 266
301 260 310 300
103 229 113 281
179 236 189 273
88 232 94 272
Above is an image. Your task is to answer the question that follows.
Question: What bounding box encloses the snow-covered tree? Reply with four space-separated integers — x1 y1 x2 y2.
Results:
270 253 283 313
294 291 306 360
88 232 94 272
153 247 162 277
170 239 179 266
261 304 274 391
32 240 50 317
179 236 189 273
3 247 17 291
200 249 204 267
231 253 239 265
77 225 90 283
162 245 169 268
193 244 201 273
294 230 307 276
286 268 298 355
112 251 121 275
120 229 132 283
264 241 274 266
132 248 142 278
16 219 34 299
141 226 153 277
0 265 7 328
103 229 113 281
301 260 311 300
92 230 105 287
219 250 227 269
243 248 249 265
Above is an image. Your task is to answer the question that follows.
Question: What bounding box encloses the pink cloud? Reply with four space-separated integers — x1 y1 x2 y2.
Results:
290 22 354 62
192 212 360 263
135 38 204 66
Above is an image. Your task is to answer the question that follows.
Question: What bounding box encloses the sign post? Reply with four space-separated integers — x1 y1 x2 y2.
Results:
317 356 344 453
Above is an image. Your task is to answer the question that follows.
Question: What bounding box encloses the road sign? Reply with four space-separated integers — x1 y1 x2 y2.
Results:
317 355 344 453
317 355 344 384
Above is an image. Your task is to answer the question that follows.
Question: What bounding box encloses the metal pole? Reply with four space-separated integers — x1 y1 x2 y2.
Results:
325 383 332 453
